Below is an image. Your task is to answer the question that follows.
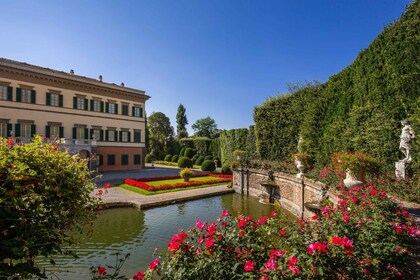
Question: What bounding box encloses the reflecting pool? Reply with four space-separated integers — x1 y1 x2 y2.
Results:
41 193 284 279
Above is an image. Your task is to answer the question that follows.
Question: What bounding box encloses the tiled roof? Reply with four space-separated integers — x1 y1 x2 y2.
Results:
0 57 147 96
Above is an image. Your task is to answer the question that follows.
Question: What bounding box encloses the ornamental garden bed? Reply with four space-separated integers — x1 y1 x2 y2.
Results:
122 173 232 194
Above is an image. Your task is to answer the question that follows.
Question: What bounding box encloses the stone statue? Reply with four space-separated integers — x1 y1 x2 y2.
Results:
399 121 415 164
297 136 303 153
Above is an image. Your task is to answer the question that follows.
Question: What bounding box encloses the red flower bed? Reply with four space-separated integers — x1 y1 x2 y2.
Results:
123 174 232 192
136 173 209 182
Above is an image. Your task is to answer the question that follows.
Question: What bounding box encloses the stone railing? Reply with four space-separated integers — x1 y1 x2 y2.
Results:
233 168 338 218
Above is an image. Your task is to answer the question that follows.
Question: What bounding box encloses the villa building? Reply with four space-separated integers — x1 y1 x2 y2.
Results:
0 58 149 171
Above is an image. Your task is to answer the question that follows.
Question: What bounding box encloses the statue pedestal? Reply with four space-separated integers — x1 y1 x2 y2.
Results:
395 161 406 179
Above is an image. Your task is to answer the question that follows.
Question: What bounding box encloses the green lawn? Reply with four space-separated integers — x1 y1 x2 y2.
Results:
118 182 225 195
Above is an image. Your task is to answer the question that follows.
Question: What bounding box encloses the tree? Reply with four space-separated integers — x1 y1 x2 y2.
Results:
0 136 98 278
176 104 189 139
147 112 174 159
192 117 217 138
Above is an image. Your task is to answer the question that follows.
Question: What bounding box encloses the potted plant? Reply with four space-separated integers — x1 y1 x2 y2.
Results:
179 168 193 182
331 151 380 188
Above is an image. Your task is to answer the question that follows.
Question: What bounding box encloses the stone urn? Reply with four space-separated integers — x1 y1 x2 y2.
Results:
295 157 305 179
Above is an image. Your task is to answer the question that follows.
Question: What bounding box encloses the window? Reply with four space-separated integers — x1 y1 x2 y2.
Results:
91 129 103 141
46 92 62 107
96 154 103 166
50 125 61 138
121 131 129 142
91 99 103 112
108 103 117 114
134 154 141 165
121 154 129 165
76 127 85 139
107 130 116 141
132 106 143 117
122 104 129 116
134 130 141 143
20 123 32 138
0 122 10 138
108 154 115 166
73 96 88 110
22 88 34 103
0 85 8 100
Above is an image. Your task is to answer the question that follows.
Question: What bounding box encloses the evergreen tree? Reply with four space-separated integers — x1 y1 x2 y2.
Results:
176 104 189 139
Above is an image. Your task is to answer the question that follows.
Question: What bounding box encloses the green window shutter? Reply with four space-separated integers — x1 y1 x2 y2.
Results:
134 131 141 143
7 123 12 137
115 104 118 114
59 95 63 107
121 154 128 165
108 155 115 166
31 90 36 104
90 100 94 111
14 124 21 137
84 128 89 140
59 126 64 138
122 105 128 115
105 130 109 141
105 102 109 113
100 101 104 112
73 97 77 109
119 131 122 142
16 88 22 102
84 99 88 110
100 130 104 141
99 155 103 166
7 87 13 101
72 127 76 139
90 129 94 139
46 92 51 106
134 155 141 165
127 131 131 142
45 125 50 138
140 108 143 117
132 107 135 116
31 125 36 137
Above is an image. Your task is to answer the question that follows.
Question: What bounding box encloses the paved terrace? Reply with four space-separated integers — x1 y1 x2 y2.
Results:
94 164 234 209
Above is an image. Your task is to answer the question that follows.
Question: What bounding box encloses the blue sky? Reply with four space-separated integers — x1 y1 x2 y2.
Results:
0 0 410 134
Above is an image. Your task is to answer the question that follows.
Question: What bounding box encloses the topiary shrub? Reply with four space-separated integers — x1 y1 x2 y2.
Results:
195 156 205 166
179 168 193 182
179 147 186 157
204 155 213 161
201 160 216 172
0 136 98 278
145 153 156 163
221 164 232 174
191 155 199 164
178 156 193 168
171 155 179 163
184 148 194 158
164 154 172 162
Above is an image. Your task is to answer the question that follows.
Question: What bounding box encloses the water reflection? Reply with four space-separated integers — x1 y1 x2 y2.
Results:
41 193 283 279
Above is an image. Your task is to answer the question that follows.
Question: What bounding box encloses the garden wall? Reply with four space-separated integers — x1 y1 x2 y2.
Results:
232 168 337 218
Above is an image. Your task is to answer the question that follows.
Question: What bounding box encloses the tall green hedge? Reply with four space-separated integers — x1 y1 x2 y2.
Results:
220 128 249 165
254 1 420 176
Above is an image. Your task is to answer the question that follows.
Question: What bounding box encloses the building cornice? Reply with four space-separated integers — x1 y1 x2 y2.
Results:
0 58 150 103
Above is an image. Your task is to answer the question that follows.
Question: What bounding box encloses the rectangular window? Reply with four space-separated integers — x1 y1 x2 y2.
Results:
108 103 116 114
51 93 60 106
122 104 129 116
133 106 143 117
93 100 101 112
77 97 85 110
0 85 7 100
121 154 129 165
50 125 60 138
108 130 116 141
21 88 32 103
134 130 141 143
92 129 101 141
76 127 85 140
0 122 8 137
20 123 32 138
121 131 129 142
134 154 141 165
108 154 115 166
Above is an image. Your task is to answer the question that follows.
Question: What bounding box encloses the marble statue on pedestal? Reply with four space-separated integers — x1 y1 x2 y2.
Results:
396 121 415 178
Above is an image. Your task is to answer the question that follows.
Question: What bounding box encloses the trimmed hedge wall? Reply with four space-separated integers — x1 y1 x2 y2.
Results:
220 128 249 166
254 1 420 176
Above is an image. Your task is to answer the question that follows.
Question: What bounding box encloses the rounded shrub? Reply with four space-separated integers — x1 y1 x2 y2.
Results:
204 155 213 161
179 147 186 157
195 156 205 166
171 155 179 163
201 160 216 172
145 154 156 163
179 168 193 182
191 155 199 164
221 164 232 174
178 156 193 168
164 154 172 162
184 148 194 158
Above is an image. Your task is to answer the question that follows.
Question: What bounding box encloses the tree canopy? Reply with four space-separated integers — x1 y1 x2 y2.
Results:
147 112 174 158
176 104 188 139
192 117 218 138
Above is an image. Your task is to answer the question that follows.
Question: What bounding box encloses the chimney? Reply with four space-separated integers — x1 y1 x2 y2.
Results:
99 75 103 82
70 69 74 75
121 82 125 87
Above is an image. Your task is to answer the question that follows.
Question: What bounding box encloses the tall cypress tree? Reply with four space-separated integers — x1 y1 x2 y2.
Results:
176 104 189 139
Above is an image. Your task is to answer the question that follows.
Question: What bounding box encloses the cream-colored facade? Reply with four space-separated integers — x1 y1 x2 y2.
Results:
0 58 149 171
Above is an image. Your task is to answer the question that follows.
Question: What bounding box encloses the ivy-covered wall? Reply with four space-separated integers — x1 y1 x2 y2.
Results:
254 1 420 175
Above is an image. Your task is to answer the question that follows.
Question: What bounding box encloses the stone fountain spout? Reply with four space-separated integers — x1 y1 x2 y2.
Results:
304 185 329 215
260 170 279 204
